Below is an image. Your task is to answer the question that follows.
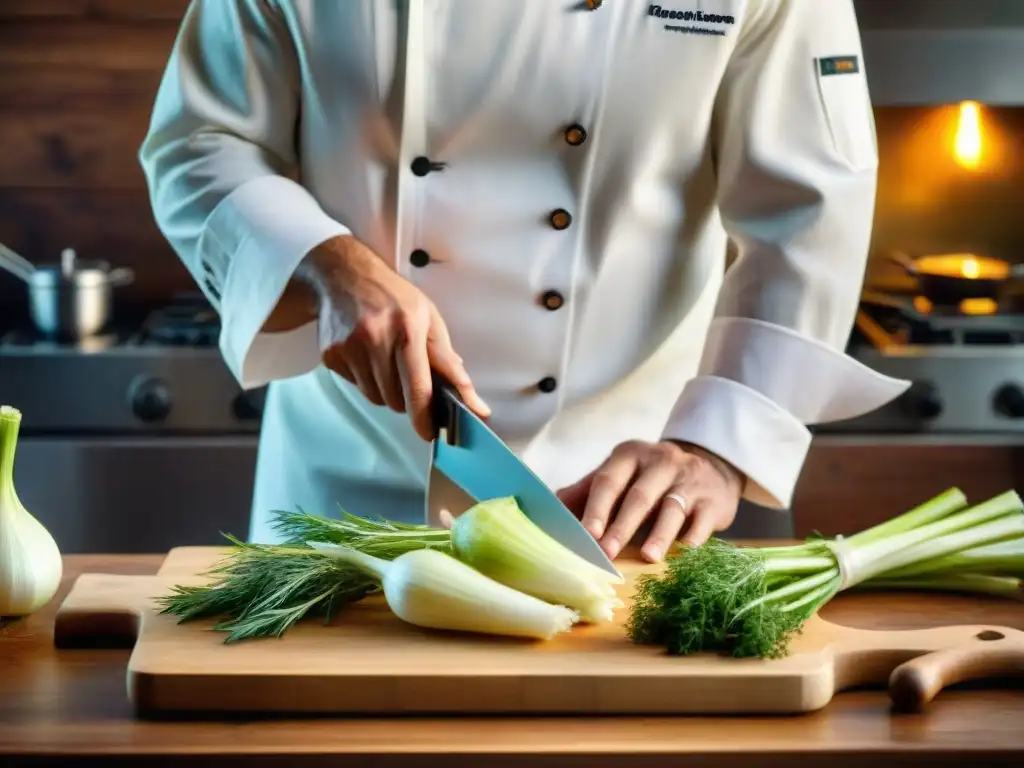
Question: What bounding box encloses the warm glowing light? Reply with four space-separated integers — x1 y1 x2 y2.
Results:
960 257 980 279
961 298 998 315
954 101 983 169
913 294 997 316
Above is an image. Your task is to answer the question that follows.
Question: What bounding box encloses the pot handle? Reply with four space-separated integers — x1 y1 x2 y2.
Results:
885 250 919 276
107 267 135 287
0 242 36 283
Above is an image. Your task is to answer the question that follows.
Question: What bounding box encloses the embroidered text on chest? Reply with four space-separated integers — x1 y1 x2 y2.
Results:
648 5 736 34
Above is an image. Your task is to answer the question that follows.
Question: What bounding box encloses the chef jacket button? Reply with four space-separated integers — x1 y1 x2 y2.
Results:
411 156 443 176
564 124 587 146
549 209 572 230
410 249 431 268
537 376 558 393
541 290 565 311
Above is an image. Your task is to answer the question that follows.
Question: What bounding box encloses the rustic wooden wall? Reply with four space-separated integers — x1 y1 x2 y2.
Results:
0 0 192 327
792 442 1024 538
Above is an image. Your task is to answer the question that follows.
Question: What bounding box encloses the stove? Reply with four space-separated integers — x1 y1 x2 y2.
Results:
819 290 1024 434
0 294 263 554
0 293 264 434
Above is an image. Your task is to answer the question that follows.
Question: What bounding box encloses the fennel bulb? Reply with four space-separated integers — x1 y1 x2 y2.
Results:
309 542 579 640
0 405 63 617
450 496 624 623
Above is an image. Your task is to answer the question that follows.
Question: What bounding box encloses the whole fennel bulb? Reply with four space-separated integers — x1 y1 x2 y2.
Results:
309 543 579 640
0 406 63 617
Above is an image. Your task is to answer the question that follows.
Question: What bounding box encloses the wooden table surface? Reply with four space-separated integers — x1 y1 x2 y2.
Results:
2 554 1024 767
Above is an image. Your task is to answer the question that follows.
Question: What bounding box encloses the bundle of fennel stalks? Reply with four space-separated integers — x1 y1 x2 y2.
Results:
160 487 1024 658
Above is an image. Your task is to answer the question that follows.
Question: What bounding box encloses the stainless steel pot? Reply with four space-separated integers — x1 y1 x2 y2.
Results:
0 244 134 339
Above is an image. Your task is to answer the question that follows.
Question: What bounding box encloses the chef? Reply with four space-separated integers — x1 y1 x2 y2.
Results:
140 0 907 562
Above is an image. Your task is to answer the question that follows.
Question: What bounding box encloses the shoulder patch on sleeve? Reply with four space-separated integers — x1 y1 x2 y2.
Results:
819 56 859 76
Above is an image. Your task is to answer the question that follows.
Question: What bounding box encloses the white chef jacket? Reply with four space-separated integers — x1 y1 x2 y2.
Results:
140 0 909 543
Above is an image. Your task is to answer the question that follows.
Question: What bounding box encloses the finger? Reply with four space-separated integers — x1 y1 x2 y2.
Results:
601 460 678 560
333 362 356 385
429 343 491 419
369 338 405 413
426 302 456 348
641 495 689 563
556 471 595 519
397 325 434 441
678 505 717 549
580 451 639 544
343 343 385 407
427 306 491 418
322 347 356 385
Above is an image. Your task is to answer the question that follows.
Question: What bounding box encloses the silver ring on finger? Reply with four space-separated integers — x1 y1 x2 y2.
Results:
664 492 690 515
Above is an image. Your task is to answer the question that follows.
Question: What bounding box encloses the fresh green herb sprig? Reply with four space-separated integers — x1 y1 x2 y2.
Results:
272 506 452 555
626 539 824 659
156 509 452 643
156 536 378 643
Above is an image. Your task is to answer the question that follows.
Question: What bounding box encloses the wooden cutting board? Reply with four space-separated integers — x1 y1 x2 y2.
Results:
54 546 1024 717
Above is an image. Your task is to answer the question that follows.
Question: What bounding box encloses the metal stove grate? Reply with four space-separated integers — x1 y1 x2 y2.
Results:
857 291 1024 348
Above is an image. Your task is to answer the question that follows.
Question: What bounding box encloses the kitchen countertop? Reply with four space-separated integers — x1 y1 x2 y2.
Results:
2 554 1024 767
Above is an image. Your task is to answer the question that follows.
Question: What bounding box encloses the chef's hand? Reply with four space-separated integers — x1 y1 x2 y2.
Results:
557 441 743 563
296 235 490 439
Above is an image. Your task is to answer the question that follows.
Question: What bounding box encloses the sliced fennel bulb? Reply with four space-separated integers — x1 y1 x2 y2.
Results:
0 405 63 617
450 496 624 623
309 542 579 640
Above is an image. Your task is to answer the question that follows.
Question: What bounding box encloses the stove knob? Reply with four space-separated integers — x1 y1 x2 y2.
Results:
232 388 266 421
130 377 172 423
900 381 943 420
994 384 1024 419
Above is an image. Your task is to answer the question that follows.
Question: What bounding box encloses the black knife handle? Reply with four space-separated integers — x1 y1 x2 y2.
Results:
430 370 461 446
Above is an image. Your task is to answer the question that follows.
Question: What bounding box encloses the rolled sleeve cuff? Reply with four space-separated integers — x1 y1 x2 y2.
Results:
662 318 911 509
201 175 350 389
696 318 911 424
663 375 811 509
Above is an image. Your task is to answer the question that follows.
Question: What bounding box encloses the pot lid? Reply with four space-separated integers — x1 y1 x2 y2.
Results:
28 249 115 288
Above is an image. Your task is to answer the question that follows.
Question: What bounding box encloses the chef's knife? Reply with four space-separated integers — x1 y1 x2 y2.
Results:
425 373 620 577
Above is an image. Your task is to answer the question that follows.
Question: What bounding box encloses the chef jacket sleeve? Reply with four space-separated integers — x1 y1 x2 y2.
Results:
660 0 909 509
139 0 347 388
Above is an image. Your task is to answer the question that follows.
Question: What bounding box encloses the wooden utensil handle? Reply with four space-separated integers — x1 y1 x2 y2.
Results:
889 630 1024 711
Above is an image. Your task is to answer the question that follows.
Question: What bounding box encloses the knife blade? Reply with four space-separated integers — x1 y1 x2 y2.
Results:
425 374 620 577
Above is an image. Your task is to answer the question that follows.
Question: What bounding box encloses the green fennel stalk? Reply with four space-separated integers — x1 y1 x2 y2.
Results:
880 539 1024 579
861 573 1023 600
0 406 19 507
